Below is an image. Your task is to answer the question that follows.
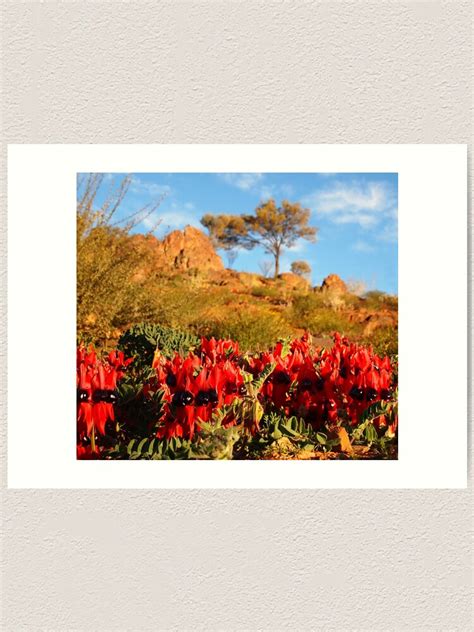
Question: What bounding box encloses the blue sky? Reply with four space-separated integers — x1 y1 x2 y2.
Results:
82 172 398 294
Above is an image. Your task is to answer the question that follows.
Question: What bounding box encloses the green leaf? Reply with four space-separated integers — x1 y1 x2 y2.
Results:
316 432 327 445
137 438 148 454
251 362 276 392
118 383 138 404
280 423 299 438
365 424 378 444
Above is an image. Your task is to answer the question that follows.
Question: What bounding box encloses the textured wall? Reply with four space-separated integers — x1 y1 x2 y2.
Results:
1 1 472 630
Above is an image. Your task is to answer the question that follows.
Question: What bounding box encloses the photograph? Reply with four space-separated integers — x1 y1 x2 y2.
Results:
77 171 398 460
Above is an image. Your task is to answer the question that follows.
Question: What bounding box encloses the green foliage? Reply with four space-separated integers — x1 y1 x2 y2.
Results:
349 397 398 457
108 436 193 460
115 380 166 438
363 327 398 359
250 285 281 299
235 412 339 459
289 294 362 337
363 291 398 311
118 323 199 366
200 308 293 352
153 282 227 331
191 423 241 460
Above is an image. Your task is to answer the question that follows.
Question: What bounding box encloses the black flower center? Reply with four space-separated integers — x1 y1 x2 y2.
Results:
173 390 194 407
195 390 210 406
349 386 364 401
207 389 219 405
77 389 89 403
366 388 378 402
274 371 291 385
92 389 118 403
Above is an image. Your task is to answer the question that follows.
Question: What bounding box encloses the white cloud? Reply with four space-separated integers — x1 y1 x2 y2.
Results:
303 181 394 228
352 240 375 253
141 213 163 231
218 174 299 204
140 200 201 233
218 173 264 191
142 212 197 232
130 176 171 197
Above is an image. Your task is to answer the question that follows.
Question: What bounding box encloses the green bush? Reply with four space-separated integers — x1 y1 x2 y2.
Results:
118 323 199 368
199 308 294 352
153 283 227 330
288 294 360 336
305 310 362 337
250 286 280 299
363 326 398 360
363 291 398 311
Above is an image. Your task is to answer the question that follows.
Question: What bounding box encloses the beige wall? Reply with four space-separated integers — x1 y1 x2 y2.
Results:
1 2 472 630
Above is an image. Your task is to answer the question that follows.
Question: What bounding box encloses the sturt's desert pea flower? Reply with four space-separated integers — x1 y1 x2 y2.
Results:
77 346 133 455
77 333 397 451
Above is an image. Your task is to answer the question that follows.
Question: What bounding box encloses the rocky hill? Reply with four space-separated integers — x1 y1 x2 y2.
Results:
128 226 397 338
131 225 224 275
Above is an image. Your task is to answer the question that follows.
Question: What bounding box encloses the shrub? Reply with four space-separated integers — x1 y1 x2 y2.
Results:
153 283 228 331
76 174 164 342
363 326 398 360
305 309 362 337
363 291 398 311
288 293 362 337
199 308 293 352
118 323 199 368
250 286 281 299
291 260 312 280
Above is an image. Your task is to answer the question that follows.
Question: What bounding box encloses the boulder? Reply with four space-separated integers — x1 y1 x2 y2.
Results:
277 272 310 291
363 311 398 335
131 226 224 275
319 274 348 295
155 226 224 272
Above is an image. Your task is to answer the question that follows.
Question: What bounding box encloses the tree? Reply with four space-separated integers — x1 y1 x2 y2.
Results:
201 199 317 279
291 260 312 281
77 174 165 342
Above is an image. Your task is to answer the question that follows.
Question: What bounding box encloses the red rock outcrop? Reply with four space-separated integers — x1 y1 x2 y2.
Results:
319 274 348 294
131 226 224 275
277 272 310 291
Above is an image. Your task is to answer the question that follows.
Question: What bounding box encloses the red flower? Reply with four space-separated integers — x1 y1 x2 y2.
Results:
77 345 131 443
